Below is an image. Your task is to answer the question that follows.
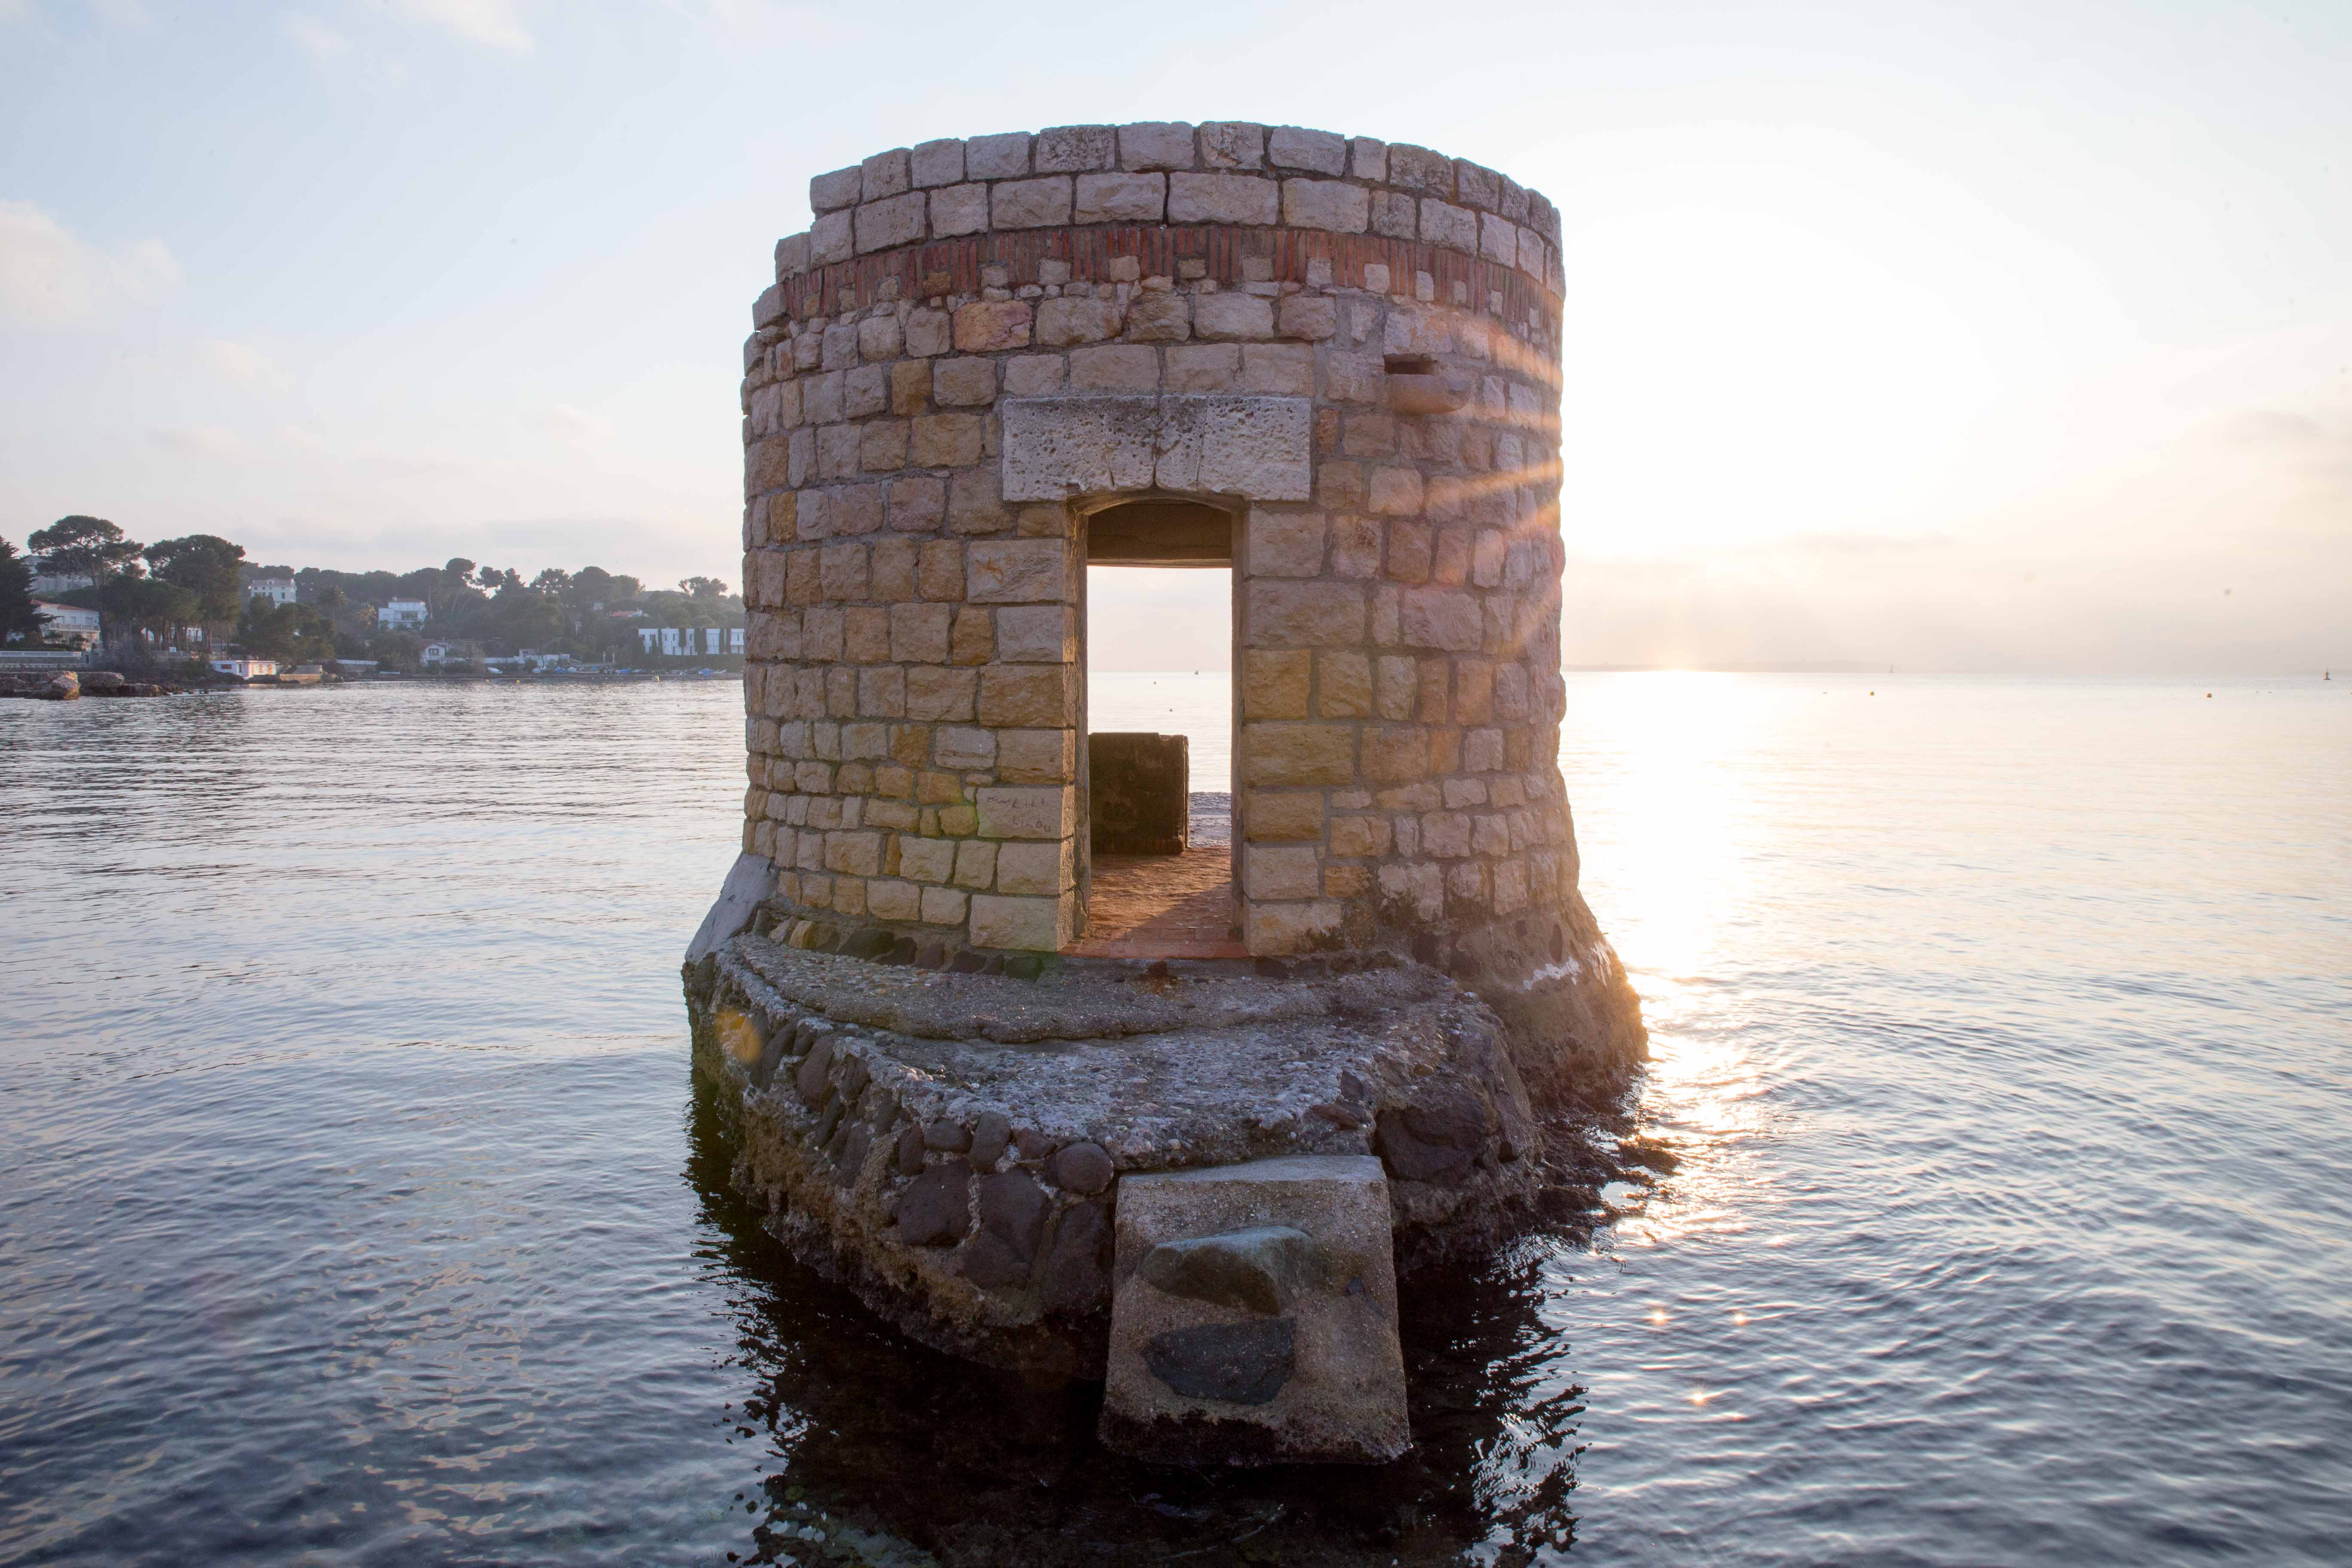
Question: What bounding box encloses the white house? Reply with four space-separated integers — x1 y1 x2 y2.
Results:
636 626 744 657
208 656 278 678
379 598 428 629
248 576 297 606
28 560 95 595
31 600 101 649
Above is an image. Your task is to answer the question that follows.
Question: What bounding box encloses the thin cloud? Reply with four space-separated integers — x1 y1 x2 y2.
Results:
0 200 178 326
280 10 352 58
390 0 532 52
202 339 295 391
547 402 612 447
147 423 245 458
86 0 153 30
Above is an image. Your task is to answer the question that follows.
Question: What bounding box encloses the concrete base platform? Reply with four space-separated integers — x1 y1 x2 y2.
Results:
684 933 1553 1386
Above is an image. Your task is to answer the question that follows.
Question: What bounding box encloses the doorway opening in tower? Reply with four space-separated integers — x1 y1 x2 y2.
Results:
1072 497 1242 959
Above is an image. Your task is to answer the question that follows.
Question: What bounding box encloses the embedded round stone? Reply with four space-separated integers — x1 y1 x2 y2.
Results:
969 1110 1012 1170
1402 1087 1485 1148
1373 1107 1473 1184
894 1124 927 1176
977 1170 1048 1261
923 1119 971 1152
795 1036 836 1107
1036 1200 1110 1312
1049 1141 1114 1196
1137 1225 1317 1315
1143 1318 1296 1406
959 1231 1031 1290
896 1161 971 1247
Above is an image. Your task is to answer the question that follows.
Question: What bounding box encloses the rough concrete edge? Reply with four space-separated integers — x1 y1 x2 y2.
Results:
688 852 778 965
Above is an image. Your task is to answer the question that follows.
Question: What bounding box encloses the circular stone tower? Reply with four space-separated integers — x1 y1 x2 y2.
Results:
723 121 1642 1093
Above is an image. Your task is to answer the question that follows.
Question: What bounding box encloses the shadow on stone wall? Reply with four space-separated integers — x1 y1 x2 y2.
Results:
683 1077 1598 1566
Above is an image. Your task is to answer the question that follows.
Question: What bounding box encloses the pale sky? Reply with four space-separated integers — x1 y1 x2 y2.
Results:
3 0 2346 671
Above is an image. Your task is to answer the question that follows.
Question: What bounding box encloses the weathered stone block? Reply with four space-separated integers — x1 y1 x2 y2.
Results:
1479 212 1516 267
867 877 922 922
1274 294 1337 341
993 838 1072 896
1118 122 1195 170
966 538 1068 603
1400 588 1484 652
1245 898 1345 954
968 892 1068 951
905 666 976 722
1243 790 1324 842
988 177 1072 230
1247 580 1365 647
976 784 1074 843
1089 732 1188 854
1069 344 1158 391
1318 651 1372 717
1245 844 1321 900
978 665 1075 728
1196 122 1265 170
933 356 996 407
1037 295 1123 346
1268 125 1346 175
999 395 1311 503
1167 173 1277 226
1036 124 1115 172
1241 648 1311 720
811 208 853 266
1419 198 1477 254
994 604 1073 662
855 191 925 253
954 299 1032 352
889 601 951 663
810 165 862 213
996 727 1075 784
934 724 995 769
1247 513 1325 578
900 835 957 885
910 137 965 188
1368 467 1424 516
1280 179 1369 234
1192 292 1274 341
1327 814 1391 858
1077 171 1168 223
1164 343 1236 391
1100 1156 1407 1466
910 412 984 469
1243 724 1354 787
965 132 1031 179
929 182 989 238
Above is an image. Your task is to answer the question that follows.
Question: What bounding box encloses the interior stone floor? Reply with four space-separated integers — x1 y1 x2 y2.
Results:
1069 793 1243 959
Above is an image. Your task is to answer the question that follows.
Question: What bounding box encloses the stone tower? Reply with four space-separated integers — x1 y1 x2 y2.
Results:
729 122 1639 1092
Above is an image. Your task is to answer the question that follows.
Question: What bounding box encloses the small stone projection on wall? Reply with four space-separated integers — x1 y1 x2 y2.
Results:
737 122 1577 974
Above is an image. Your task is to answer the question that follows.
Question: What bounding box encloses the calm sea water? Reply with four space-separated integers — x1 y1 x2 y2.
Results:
3 673 2347 1566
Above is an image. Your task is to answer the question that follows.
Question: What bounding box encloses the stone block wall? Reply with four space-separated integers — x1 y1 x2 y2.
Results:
739 122 1579 973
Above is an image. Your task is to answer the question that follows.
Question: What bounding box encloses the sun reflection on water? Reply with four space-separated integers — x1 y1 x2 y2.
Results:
1561 672 1779 1247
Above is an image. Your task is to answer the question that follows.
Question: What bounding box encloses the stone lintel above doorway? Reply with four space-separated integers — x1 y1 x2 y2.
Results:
1001 395 1312 505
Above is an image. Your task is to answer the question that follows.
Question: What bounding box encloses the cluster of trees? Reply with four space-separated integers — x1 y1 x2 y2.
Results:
3 517 742 671
2 517 253 656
